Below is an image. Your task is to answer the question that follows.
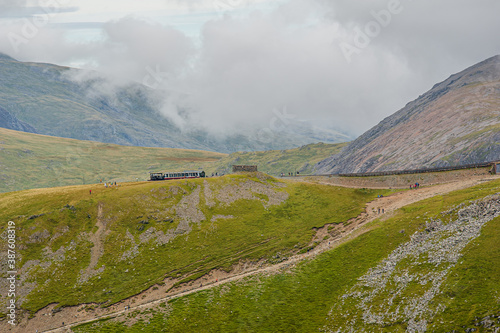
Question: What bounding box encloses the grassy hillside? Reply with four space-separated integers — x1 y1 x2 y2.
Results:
0 173 386 318
72 179 500 332
0 128 346 193
209 142 347 176
0 127 225 193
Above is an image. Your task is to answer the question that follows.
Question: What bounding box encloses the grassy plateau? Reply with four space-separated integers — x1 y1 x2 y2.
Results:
210 142 347 176
0 127 225 193
0 128 345 193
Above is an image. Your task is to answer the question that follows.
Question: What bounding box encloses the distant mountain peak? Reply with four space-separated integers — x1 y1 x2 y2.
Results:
315 55 500 174
0 53 15 61
431 54 500 93
483 54 500 64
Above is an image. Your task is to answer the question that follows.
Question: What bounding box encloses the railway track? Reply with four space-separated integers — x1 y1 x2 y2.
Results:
283 161 498 178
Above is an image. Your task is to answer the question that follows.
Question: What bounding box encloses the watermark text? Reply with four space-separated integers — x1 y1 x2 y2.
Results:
6 221 17 326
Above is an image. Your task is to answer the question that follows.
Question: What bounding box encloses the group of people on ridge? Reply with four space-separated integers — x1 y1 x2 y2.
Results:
281 172 300 177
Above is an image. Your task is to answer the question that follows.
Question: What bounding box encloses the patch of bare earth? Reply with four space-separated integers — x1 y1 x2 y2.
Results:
203 180 215 208
216 179 289 207
172 185 205 236
78 203 106 283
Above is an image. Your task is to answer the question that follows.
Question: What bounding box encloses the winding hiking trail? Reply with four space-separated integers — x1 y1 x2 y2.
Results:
28 175 499 332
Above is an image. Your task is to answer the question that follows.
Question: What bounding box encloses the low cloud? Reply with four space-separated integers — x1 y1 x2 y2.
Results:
1 0 500 138
0 0 29 12
0 0 78 18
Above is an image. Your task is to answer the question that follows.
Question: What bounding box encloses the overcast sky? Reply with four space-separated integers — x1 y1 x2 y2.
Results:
1 0 499 137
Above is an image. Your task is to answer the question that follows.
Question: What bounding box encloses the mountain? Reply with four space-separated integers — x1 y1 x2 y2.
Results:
315 55 500 174
0 54 351 153
2 174 500 332
0 105 36 133
0 174 381 326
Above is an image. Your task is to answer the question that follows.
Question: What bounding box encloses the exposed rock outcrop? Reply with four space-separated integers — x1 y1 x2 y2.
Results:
0 105 36 133
325 195 500 332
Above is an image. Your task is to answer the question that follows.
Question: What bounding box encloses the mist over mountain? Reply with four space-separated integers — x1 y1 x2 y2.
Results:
315 55 500 174
0 54 351 153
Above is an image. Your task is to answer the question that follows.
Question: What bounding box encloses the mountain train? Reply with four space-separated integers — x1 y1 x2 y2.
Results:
149 170 206 181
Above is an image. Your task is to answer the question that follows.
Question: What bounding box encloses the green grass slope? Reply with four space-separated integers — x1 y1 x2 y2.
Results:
0 128 347 193
0 173 386 317
209 142 347 177
72 179 500 333
0 127 225 193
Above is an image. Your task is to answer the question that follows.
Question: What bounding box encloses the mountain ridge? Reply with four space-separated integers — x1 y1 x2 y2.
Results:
0 55 351 153
315 55 500 174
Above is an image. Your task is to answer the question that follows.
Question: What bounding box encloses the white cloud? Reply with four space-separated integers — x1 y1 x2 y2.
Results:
1 0 499 138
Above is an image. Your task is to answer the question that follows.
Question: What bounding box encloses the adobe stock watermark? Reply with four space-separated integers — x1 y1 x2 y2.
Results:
8 0 73 54
254 106 296 144
339 0 410 64
142 64 192 97
5 221 17 326
213 0 249 12
142 65 170 90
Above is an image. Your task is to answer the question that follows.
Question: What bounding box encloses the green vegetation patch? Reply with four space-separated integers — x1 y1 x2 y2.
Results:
0 127 226 193
72 179 500 332
0 173 385 314
0 128 347 193
208 142 347 176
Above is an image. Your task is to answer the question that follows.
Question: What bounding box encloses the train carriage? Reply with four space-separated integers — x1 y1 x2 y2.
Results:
149 170 205 181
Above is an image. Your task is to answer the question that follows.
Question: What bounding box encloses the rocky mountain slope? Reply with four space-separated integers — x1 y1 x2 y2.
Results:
316 55 500 174
0 105 36 133
0 54 351 153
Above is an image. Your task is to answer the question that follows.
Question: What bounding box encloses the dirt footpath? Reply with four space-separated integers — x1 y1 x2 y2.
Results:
294 167 492 189
310 174 500 256
32 174 500 332
359 174 499 219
